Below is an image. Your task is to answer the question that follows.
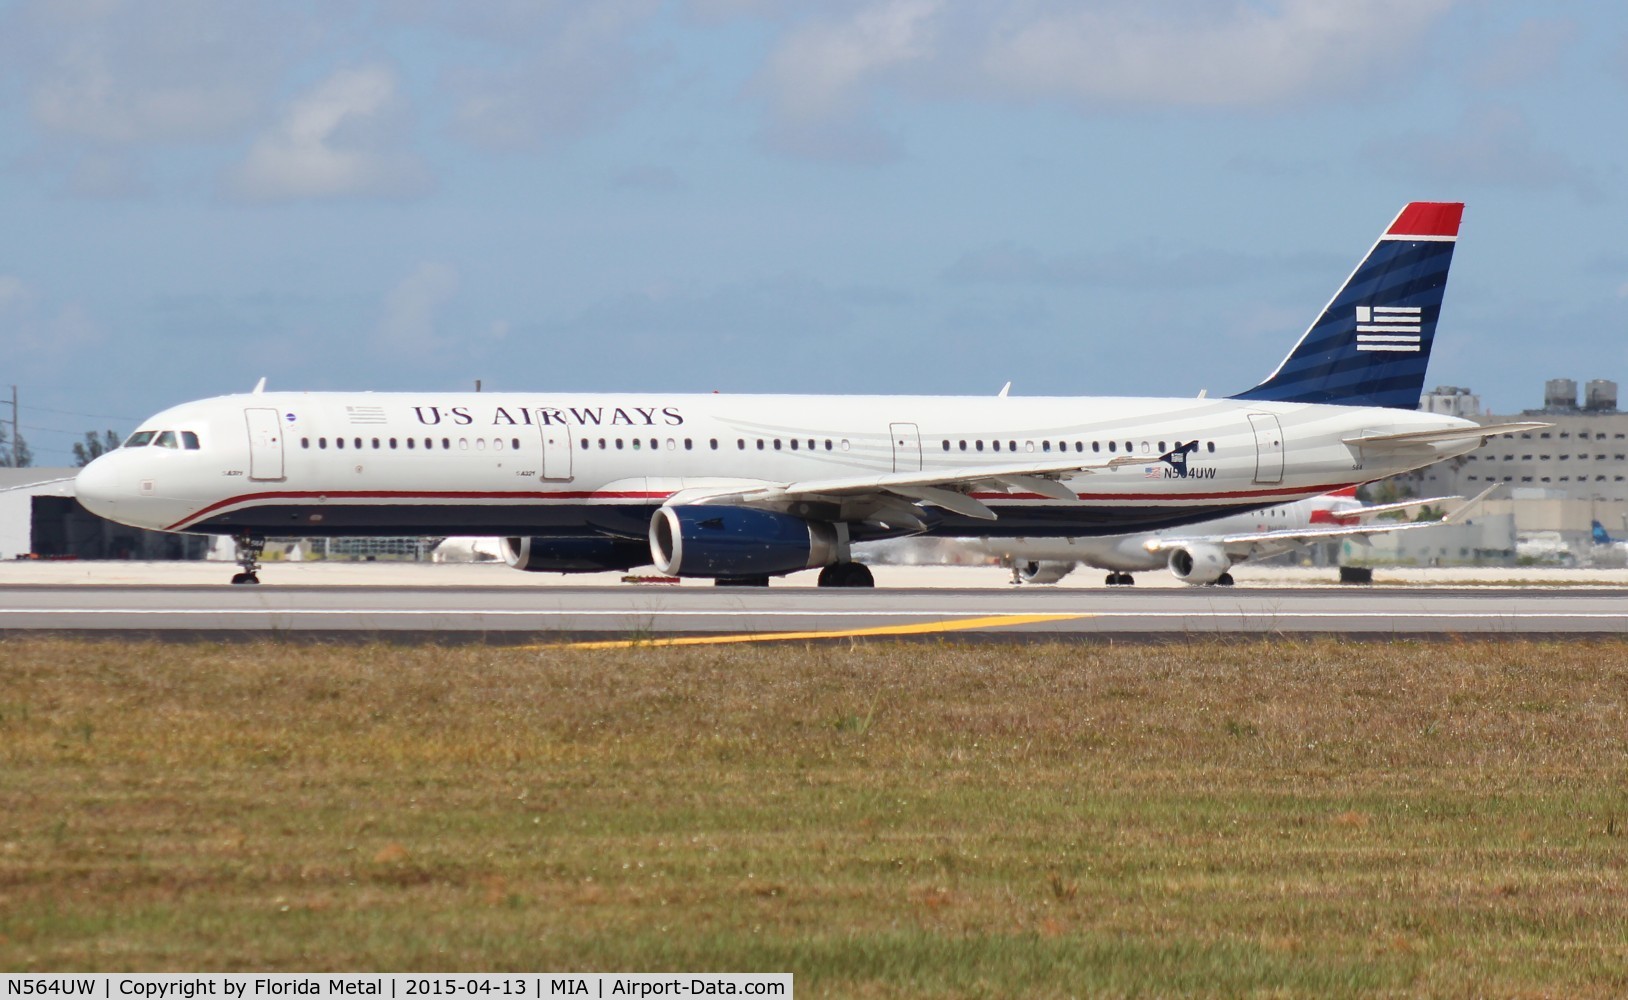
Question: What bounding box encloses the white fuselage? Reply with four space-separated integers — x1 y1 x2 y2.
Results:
76 390 1480 546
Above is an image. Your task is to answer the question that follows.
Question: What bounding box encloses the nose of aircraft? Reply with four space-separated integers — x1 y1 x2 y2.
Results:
74 453 122 520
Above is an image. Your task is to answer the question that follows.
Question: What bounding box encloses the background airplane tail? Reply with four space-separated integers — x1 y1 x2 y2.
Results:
1230 202 1462 409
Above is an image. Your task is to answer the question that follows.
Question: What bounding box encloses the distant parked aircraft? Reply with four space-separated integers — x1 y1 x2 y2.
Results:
932 487 1489 586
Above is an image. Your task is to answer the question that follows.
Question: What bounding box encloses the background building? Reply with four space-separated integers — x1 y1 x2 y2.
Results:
1395 379 1628 561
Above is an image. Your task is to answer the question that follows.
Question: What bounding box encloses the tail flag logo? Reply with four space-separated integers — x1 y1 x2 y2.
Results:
1355 304 1422 353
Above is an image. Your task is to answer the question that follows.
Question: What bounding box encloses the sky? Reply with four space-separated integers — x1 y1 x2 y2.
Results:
2 0 1626 466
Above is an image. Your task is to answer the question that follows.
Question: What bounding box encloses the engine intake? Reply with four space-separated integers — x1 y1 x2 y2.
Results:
502 535 650 573
1166 542 1232 585
650 506 842 578
1016 560 1076 585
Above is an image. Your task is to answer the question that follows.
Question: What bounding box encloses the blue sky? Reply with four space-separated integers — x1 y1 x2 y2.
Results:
2 0 1625 465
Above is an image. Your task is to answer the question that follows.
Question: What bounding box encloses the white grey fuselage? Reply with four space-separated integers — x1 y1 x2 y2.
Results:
75 390 1480 547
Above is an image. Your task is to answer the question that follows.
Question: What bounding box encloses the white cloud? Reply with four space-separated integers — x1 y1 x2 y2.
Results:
432 1 661 151
225 66 430 201
1364 104 1600 201
1466 18 1577 88
756 0 940 160
747 1 1459 160
980 0 1456 108
763 0 941 122
0 277 103 362
0 275 32 312
19 0 286 144
376 263 461 355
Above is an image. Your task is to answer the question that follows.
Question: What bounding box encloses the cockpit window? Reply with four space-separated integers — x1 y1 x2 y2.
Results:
153 431 178 449
125 431 156 447
181 431 201 450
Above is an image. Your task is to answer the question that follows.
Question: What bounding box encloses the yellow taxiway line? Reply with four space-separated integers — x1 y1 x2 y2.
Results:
557 613 1089 649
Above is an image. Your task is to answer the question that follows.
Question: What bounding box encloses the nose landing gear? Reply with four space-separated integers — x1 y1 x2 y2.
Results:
230 533 265 585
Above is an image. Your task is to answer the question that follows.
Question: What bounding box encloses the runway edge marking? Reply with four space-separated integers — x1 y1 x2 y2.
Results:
551 613 1090 649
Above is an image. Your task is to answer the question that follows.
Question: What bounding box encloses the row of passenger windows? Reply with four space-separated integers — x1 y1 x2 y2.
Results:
1476 454 1628 462
301 436 524 452
1504 431 1627 440
293 433 1217 459
580 437 853 452
124 430 201 450
295 433 1217 457
942 438 1217 455
1467 474 1627 483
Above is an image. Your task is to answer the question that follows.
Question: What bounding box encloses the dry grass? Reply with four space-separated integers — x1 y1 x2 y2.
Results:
3 637 1627 996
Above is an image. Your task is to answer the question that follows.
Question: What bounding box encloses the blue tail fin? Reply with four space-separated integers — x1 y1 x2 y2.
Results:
1594 520 1612 545
1231 202 1462 409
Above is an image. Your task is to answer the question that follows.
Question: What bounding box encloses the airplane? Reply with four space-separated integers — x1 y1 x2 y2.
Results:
950 486 1485 587
74 201 1548 587
1589 520 1628 568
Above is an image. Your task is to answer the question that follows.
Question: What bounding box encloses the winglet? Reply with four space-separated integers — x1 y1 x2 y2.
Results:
1443 483 1499 524
252 377 267 394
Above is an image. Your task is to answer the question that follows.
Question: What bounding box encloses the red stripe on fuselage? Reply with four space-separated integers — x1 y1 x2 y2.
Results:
168 482 1360 532
165 489 672 531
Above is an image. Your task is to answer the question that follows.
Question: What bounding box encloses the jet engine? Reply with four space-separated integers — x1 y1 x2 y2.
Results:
1016 560 1076 585
1165 542 1232 585
650 506 841 578
502 535 651 573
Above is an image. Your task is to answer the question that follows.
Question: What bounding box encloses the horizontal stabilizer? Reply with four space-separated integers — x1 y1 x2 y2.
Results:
1343 421 1551 450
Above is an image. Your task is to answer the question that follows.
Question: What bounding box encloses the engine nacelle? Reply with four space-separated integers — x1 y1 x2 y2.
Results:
502 536 651 573
1016 560 1076 585
650 506 841 578
1166 542 1232 585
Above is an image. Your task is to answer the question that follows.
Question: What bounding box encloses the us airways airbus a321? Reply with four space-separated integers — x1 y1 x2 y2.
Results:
75 201 1543 587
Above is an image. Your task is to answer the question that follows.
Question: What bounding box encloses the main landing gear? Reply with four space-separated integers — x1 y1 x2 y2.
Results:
1105 572 1136 586
817 562 875 588
1215 572 1235 587
230 533 265 585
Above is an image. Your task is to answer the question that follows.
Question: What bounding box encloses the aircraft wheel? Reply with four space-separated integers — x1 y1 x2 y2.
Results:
1104 573 1119 586
818 563 875 588
230 572 259 585
1122 574 1135 586
1216 572 1234 587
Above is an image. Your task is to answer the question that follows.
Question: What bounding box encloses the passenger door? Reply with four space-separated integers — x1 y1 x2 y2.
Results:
539 417 573 481
1247 413 1284 485
245 407 285 481
890 422 922 473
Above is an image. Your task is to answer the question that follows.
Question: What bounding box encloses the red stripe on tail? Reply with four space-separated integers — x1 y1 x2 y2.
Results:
1386 202 1463 239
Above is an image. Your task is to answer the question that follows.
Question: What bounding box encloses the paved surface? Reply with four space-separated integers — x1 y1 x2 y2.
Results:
2 562 1624 641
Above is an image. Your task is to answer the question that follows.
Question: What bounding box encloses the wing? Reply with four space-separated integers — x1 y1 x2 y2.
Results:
663 455 1149 522
1144 484 1498 560
1 475 77 493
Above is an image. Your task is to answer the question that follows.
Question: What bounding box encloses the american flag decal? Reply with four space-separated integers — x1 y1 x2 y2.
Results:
1143 466 1162 479
346 405 388 424
1355 304 1422 352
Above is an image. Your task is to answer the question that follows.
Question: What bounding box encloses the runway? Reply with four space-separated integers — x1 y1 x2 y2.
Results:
3 581 1626 641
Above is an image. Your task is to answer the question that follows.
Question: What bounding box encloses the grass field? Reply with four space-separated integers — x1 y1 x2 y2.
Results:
3 636 1627 997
